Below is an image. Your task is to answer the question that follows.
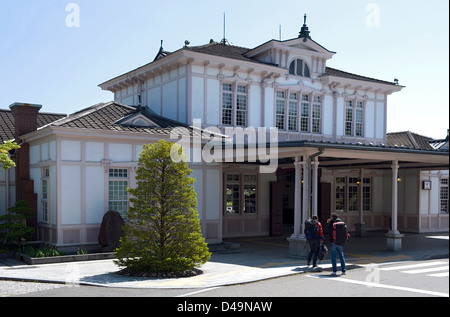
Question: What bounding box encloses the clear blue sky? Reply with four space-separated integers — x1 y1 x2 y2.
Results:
1 0 448 139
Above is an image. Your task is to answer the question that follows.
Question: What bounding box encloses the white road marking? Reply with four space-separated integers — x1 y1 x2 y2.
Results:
175 287 222 297
402 265 449 274
378 261 447 271
428 272 449 277
306 274 449 297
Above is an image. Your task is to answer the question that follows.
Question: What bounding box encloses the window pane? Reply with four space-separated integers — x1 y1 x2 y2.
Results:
222 92 233 125
289 61 295 75
296 59 303 76
237 85 246 93
276 99 285 130
109 180 128 218
244 184 257 214
304 64 310 77
348 185 358 212
223 83 232 91
226 184 240 214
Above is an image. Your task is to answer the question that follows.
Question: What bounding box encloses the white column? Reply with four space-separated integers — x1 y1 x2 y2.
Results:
311 156 319 216
302 160 309 227
292 156 303 237
359 168 364 224
390 160 400 235
386 160 403 251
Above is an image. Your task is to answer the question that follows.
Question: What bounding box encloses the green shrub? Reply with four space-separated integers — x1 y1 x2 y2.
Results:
0 200 34 244
115 140 211 274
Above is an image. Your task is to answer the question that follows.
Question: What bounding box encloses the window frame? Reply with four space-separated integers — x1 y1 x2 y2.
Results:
224 172 258 215
41 167 50 223
275 90 322 133
221 82 248 127
345 99 365 137
108 168 129 219
440 178 449 214
289 58 311 78
334 176 372 213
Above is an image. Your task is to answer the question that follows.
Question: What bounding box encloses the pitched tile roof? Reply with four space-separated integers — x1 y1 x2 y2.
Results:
184 42 398 86
323 67 399 86
0 109 66 142
45 102 211 139
387 131 434 150
185 42 261 64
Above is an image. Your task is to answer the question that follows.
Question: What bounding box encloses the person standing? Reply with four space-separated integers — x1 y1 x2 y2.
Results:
304 215 324 268
323 213 348 276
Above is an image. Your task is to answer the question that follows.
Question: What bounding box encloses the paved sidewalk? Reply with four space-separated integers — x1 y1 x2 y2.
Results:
0 231 448 289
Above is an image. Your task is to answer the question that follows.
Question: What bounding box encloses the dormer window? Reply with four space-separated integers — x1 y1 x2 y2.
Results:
289 59 310 78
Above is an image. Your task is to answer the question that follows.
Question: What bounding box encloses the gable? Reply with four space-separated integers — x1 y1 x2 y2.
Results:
115 112 160 128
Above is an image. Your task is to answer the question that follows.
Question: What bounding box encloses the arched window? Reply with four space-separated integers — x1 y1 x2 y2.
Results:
289 59 310 78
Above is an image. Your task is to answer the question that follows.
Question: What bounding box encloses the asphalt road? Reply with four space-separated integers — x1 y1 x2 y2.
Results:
5 258 448 298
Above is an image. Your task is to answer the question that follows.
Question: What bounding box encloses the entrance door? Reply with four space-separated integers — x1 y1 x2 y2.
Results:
270 181 283 236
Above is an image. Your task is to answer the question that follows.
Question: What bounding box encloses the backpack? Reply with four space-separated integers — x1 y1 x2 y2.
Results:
332 221 350 245
304 220 319 240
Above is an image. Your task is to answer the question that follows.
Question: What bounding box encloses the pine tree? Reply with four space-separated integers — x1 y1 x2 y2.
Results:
115 140 211 275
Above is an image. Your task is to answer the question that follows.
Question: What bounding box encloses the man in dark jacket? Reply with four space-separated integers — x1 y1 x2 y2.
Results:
304 215 324 268
323 213 346 276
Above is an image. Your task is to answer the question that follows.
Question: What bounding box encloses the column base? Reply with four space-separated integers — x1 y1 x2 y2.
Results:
354 223 367 237
385 231 404 251
287 236 308 258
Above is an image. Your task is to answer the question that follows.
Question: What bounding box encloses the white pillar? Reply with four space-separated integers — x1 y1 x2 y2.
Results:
292 156 303 237
287 156 307 258
359 169 364 223
390 160 400 235
312 156 319 216
302 160 309 227
386 160 403 251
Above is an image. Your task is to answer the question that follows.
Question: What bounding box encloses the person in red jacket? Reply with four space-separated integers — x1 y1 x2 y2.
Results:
304 215 324 268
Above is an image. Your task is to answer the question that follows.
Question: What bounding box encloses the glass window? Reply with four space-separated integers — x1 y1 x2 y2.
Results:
276 99 285 130
440 178 449 213
288 101 298 131
109 168 128 218
345 100 364 137
226 174 240 214
289 59 310 78
363 178 371 212
301 102 309 132
243 174 257 214
312 103 321 133
335 177 345 212
348 177 359 212
40 168 49 223
41 179 48 222
221 83 248 126
225 173 257 214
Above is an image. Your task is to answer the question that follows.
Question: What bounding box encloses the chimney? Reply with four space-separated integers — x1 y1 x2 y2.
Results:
9 102 42 240
9 102 42 143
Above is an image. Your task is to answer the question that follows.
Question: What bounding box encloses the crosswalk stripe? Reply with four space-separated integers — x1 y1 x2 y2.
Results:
428 272 449 277
379 261 447 271
402 265 449 274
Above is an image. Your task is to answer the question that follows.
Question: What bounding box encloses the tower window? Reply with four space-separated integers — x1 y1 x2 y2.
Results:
289 59 310 78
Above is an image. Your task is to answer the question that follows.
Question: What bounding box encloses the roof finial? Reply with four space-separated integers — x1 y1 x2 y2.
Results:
299 13 311 41
154 40 170 61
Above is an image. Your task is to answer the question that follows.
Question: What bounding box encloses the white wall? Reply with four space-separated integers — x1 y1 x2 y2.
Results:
61 165 81 225
85 166 105 224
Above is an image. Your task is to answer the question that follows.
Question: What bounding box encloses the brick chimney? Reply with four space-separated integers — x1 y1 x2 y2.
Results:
9 102 42 240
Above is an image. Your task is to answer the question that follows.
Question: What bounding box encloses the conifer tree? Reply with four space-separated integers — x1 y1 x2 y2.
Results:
115 140 211 274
